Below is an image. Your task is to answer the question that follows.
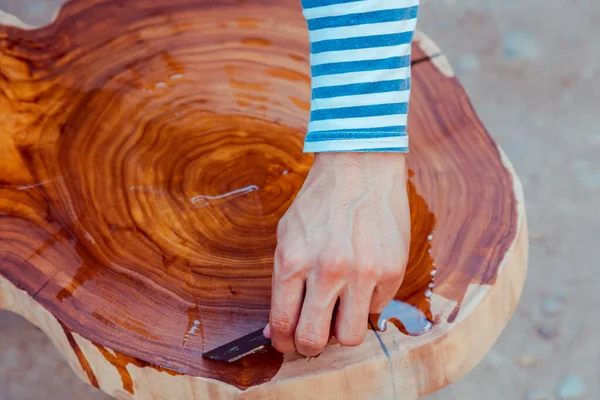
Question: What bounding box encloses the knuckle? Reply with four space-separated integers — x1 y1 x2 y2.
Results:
295 330 327 353
319 250 350 267
381 267 403 282
282 255 305 271
316 258 346 279
355 264 378 281
275 249 306 274
273 251 285 275
337 328 367 347
378 255 407 280
276 217 288 237
316 267 344 282
325 264 346 279
271 318 295 336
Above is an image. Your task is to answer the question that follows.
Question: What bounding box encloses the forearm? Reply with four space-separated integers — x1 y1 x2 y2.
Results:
301 0 419 153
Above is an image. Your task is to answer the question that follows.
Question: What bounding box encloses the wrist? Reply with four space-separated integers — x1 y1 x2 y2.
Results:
314 151 406 166
312 152 407 178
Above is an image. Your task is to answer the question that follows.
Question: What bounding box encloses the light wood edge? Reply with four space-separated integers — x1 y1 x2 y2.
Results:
0 274 399 399
413 31 456 78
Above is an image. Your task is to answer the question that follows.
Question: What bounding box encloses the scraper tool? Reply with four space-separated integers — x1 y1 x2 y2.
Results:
202 328 271 363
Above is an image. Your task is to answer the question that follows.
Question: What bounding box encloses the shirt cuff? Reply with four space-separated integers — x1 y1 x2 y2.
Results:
303 130 408 152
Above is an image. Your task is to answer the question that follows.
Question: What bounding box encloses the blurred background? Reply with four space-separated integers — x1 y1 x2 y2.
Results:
0 0 598 399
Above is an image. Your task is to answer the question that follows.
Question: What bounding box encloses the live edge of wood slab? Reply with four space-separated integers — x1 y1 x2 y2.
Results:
0 1 528 399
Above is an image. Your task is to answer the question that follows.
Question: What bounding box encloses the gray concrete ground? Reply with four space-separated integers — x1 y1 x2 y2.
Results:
1 0 599 399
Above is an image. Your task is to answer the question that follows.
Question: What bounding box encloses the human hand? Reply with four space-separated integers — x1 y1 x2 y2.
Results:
263 152 411 357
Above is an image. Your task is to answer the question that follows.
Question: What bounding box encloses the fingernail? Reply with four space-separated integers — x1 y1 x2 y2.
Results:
263 324 271 338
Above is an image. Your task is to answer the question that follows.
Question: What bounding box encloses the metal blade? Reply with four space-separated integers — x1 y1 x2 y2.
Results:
202 328 272 362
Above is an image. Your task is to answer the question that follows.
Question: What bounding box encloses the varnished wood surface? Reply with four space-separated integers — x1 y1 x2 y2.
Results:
0 0 527 398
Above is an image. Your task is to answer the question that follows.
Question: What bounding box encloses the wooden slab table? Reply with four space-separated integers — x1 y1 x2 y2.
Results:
0 1 528 399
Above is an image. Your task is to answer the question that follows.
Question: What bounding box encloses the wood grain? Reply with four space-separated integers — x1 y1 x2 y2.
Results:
0 0 527 398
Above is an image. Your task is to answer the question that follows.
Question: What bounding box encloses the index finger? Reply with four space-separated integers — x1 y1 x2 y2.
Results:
268 249 306 354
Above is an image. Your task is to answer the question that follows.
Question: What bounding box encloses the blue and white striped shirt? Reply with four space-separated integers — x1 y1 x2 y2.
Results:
300 0 419 153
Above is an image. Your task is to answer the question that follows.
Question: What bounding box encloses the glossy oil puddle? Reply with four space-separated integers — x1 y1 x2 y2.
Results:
377 300 433 337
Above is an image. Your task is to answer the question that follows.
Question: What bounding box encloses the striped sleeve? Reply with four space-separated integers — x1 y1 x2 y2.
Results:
300 0 419 153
